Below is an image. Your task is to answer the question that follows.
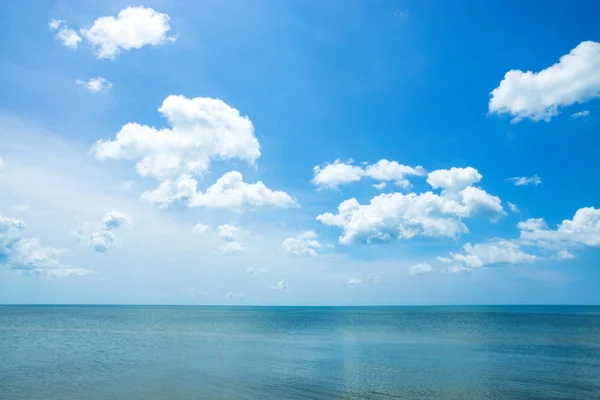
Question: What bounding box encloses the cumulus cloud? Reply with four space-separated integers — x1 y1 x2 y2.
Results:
571 110 590 119
76 77 112 93
80 6 175 59
426 167 482 192
49 19 81 49
508 174 542 187
508 202 520 213
312 159 364 189
75 211 132 253
410 262 433 275
364 160 426 189
281 231 322 256
489 41 600 122
318 167 505 245
1 215 90 278
217 224 241 241
93 95 293 210
311 159 425 190
519 207 600 248
272 279 288 290
191 223 210 234
449 239 537 270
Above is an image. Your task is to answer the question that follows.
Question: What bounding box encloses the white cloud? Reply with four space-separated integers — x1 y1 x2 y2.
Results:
444 264 471 274
311 159 425 190
120 181 133 190
347 278 363 287
519 207 600 248
367 274 381 284
281 231 322 256
410 262 433 275
557 250 576 260
364 160 426 189
571 110 590 119
0 157 5 172
191 223 210 234
508 202 520 213
517 218 547 231
489 41 600 122
49 19 81 49
80 6 175 60
436 256 453 264
373 182 387 190
426 167 482 192
93 95 293 210
217 224 241 241
318 167 505 245
272 279 288 290
75 211 132 253
508 174 542 186
76 77 112 93
1 215 90 277
218 241 246 253
450 239 536 270
312 159 364 189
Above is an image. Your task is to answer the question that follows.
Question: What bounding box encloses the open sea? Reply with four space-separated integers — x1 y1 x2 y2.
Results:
1 305 600 399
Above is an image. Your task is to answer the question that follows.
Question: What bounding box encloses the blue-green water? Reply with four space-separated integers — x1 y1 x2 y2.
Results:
1 306 600 399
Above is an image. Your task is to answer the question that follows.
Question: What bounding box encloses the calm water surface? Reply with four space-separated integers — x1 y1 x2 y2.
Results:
1 305 600 399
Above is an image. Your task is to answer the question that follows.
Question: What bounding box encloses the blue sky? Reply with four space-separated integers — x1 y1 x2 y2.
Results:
0 0 599 305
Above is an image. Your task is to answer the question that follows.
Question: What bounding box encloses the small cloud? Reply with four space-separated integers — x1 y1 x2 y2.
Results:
217 224 241 241
347 278 363 287
49 19 81 49
373 182 387 190
74 211 132 253
393 9 405 18
76 77 112 93
226 292 245 300
508 174 542 187
570 110 590 119
272 279 288 290
436 256 453 264
0 157 5 172
191 223 210 234
281 230 322 257
410 262 433 275
508 202 520 213
218 241 246 253
444 264 471 274
367 274 380 284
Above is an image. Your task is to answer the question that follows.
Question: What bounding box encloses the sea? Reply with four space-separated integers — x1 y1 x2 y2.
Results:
1 305 599 399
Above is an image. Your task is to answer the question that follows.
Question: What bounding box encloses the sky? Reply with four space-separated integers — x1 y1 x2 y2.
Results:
0 0 599 305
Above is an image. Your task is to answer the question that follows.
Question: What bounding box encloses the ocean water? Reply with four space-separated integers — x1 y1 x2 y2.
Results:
1 306 600 399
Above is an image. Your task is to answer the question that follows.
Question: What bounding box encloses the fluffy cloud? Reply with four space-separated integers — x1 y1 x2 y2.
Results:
93 95 293 210
426 167 482 192
80 6 175 59
311 159 425 189
272 279 288 290
571 110 590 119
373 182 387 190
281 231 322 256
1 215 90 278
410 262 433 275
519 207 600 248
318 167 505 245
312 160 364 189
450 239 536 270
76 77 112 93
191 223 210 234
508 174 542 187
489 41 600 122
49 19 81 49
217 224 241 241
75 211 132 253
508 202 520 213
364 160 426 189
